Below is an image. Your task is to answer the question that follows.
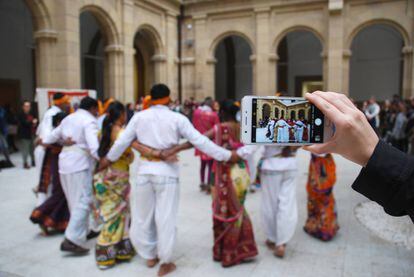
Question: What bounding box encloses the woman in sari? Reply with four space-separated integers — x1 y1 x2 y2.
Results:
30 112 70 234
94 101 136 269
165 100 258 267
201 100 258 267
303 153 339 241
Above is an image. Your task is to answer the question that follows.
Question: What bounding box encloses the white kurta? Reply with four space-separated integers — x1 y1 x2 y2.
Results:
34 105 62 206
43 109 99 246
275 119 288 143
295 120 305 143
107 105 232 263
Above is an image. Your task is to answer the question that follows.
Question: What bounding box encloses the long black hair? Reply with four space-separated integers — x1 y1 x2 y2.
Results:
98 101 125 158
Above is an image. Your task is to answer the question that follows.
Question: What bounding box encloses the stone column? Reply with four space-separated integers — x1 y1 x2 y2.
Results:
194 15 208 100
269 53 278 95
33 29 58 88
152 54 167 84
254 7 271 96
52 2 81 89
121 0 135 102
402 46 413 98
166 12 178 99
105 45 124 101
326 0 345 93
342 49 352 95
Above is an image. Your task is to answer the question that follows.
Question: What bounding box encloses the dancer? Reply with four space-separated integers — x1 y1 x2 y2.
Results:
192 97 220 192
294 118 306 143
43 96 100 254
304 154 339 241
100 84 238 276
30 112 70 234
34 93 70 205
174 100 258 267
238 145 299 258
94 101 135 269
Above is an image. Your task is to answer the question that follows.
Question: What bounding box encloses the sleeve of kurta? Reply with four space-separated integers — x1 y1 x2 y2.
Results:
106 115 138 162
178 115 231 162
42 123 62 144
352 140 414 218
236 145 261 160
84 119 100 160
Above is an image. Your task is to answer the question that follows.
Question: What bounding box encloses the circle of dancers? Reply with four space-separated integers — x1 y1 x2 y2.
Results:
29 84 339 276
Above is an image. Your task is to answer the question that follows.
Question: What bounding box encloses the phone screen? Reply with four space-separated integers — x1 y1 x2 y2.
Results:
251 97 324 144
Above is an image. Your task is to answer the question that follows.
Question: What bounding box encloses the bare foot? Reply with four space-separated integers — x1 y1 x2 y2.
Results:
146 257 160 268
274 244 286 258
265 239 276 251
158 263 176 276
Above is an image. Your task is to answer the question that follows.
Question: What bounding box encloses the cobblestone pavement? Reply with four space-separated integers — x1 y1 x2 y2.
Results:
0 149 413 277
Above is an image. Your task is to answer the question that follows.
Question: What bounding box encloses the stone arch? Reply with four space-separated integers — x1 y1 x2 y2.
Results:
24 0 53 31
80 4 120 46
213 34 254 101
273 25 325 54
274 27 324 96
346 19 409 49
348 21 406 101
136 24 164 55
209 31 255 58
133 24 165 100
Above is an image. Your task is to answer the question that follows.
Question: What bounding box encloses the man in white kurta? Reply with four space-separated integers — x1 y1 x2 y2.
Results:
295 120 305 143
275 118 289 143
237 145 298 257
104 84 233 275
43 97 99 253
34 93 70 205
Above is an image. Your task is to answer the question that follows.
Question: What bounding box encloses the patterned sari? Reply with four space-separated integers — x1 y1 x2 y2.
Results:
304 154 339 241
93 131 135 268
211 124 258 267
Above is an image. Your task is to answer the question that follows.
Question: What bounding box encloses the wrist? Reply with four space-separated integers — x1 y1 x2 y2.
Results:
360 136 379 167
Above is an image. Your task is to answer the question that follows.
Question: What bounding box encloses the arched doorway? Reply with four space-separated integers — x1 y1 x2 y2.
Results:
262 104 271 122
214 35 253 101
0 0 35 110
133 28 158 101
277 30 323 96
80 11 106 100
349 24 404 101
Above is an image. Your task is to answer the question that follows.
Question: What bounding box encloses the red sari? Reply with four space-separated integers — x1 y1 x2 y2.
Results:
304 154 339 241
211 124 258 267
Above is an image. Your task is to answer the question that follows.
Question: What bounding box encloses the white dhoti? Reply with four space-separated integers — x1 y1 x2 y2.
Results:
60 169 93 246
295 128 304 143
130 174 179 263
260 170 297 246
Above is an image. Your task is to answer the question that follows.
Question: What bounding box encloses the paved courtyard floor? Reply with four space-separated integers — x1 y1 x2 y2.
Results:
0 149 413 277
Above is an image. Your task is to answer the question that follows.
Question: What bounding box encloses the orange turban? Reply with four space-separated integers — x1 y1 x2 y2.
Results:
98 98 115 115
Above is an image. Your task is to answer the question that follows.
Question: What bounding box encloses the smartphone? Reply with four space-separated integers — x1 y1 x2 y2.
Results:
241 96 334 145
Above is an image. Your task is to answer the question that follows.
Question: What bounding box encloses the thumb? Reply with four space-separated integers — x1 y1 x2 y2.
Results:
303 141 334 155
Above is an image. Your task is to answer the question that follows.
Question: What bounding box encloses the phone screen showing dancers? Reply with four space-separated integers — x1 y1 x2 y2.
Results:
251 97 324 144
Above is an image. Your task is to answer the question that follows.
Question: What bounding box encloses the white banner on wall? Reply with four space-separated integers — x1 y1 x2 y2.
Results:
35 88 97 120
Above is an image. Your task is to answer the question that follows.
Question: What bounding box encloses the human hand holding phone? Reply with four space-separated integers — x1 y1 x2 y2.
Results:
303 91 379 166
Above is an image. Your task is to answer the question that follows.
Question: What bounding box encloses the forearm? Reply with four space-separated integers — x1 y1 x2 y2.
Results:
352 140 414 216
131 141 161 158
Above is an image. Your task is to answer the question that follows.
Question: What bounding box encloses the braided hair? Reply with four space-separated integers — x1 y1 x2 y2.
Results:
98 101 125 158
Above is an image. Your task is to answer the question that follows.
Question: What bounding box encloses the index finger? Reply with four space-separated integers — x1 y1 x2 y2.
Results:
305 92 345 125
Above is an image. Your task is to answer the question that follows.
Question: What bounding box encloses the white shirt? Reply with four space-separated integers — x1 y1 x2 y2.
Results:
36 105 62 139
237 145 297 171
43 109 99 174
365 103 380 128
107 105 232 178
